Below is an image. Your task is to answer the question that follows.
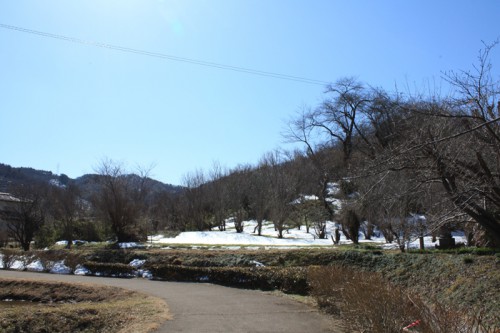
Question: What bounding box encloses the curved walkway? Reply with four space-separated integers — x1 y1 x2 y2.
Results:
0 270 341 333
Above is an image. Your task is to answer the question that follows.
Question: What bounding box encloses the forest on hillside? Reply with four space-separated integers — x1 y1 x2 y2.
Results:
1 43 499 250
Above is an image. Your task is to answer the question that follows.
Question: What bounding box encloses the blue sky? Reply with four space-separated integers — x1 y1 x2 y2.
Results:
1 1 499 185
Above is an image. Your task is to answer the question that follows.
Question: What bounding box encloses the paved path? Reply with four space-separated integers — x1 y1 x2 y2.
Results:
0 270 341 333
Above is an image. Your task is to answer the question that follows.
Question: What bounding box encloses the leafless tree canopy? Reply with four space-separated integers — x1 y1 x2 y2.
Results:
93 159 153 243
3 183 47 250
285 42 500 247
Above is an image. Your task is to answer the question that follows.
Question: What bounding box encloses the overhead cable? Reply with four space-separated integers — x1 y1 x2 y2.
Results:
0 23 330 86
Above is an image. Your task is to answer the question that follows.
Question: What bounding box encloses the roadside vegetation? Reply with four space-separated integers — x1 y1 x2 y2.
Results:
0 278 169 333
1 245 498 332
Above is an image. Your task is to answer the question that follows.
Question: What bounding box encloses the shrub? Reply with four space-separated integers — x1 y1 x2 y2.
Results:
463 256 474 264
86 249 139 264
36 250 66 272
36 250 84 274
340 209 361 244
64 252 84 273
309 265 429 332
0 249 20 269
412 297 499 333
147 264 309 294
33 224 58 249
308 265 499 333
82 261 135 277
17 252 37 270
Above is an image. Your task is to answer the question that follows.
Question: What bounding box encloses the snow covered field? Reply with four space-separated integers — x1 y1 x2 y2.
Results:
150 221 334 248
147 220 467 250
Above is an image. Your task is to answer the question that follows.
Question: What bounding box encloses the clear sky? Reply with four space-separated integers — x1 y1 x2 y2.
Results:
1 1 499 185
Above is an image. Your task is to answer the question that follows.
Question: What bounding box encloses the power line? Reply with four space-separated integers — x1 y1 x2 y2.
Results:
0 23 330 86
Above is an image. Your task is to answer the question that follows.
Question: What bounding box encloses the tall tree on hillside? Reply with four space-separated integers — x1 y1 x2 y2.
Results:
247 165 271 236
49 183 84 249
182 169 211 231
93 159 153 243
208 162 230 231
225 165 252 233
286 79 370 238
262 150 300 238
313 77 372 167
286 108 343 222
149 190 182 233
436 42 500 246
360 43 500 246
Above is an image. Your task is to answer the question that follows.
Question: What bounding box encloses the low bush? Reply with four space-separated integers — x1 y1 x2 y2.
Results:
86 249 140 264
36 250 66 272
308 265 499 333
0 249 20 270
82 261 135 277
147 264 309 294
309 265 422 332
64 252 84 273
409 247 500 256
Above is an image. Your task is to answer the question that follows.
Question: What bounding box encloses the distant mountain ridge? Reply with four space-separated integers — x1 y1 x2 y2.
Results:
0 163 184 195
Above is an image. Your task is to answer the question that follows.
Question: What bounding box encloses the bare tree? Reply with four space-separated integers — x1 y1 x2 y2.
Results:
247 165 271 236
285 79 371 238
350 43 500 247
220 165 252 233
261 150 300 238
182 169 211 231
293 198 330 239
313 77 372 166
93 159 153 243
435 41 500 246
3 183 47 251
149 190 182 233
49 183 83 249
208 162 230 231
285 107 342 223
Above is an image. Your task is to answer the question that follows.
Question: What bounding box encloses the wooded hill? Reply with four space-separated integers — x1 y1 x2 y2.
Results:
1 43 499 250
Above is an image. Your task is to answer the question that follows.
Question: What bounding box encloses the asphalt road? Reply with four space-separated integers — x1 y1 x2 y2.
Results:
0 270 341 333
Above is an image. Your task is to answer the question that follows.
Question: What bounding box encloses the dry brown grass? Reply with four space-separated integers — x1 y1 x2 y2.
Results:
308 266 499 333
309 265 422 332
0 278 170 333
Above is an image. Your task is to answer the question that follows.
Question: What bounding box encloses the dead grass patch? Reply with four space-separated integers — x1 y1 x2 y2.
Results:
308 266 499 333
0 278 170 333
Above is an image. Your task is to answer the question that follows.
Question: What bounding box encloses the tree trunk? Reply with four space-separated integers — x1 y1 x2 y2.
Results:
419 236 424 250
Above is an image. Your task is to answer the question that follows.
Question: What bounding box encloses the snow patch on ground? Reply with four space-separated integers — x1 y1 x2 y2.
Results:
55 240 89 246
51 261 72 274
150 220 467 249
129 259 146 268
0 257 73 274
119 242 146 249
74 265 90 275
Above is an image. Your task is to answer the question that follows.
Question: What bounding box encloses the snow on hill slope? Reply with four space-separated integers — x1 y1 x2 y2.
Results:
148 220 466 249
